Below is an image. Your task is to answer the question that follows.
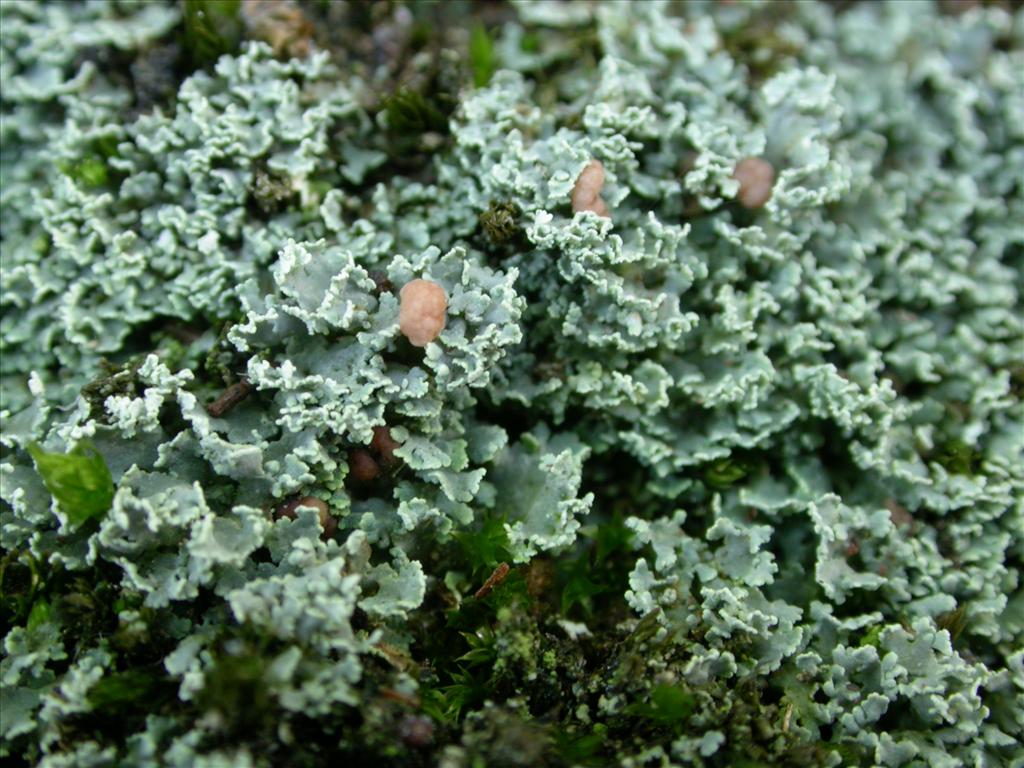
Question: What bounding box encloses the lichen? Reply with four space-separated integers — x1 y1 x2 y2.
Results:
1 0 1022 766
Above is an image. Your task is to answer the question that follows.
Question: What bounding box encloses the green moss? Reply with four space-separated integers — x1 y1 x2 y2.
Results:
203 321 240 385
0 550 43 630
932 439 981 475
250 169 295 215
181 0 242 68
59 156 109 188
859 625 883 648
453 514 514 579
480 201 522 244
384 89 449 137
87 669 175 713
80 357 145 419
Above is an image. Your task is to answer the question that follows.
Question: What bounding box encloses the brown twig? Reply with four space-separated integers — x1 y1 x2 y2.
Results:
474 562 510 600
379 687 421 708
206 378 253 417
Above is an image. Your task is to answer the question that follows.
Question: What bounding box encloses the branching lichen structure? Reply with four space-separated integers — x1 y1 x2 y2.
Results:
1 1 1022 766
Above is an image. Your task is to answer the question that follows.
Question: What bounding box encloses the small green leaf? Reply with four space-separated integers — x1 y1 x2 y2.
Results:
703 457 750 489
469 25 496 88
27 600 52 632
859 625 883 648
28 441 115 526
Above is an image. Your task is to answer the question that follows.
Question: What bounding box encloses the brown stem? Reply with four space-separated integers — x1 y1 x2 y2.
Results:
474 562 511 600
206 378 253 417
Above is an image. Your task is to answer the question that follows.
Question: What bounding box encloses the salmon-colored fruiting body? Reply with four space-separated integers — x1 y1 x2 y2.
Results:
571 159 611 218
399 279 447 347
348 448 381 483
274 495 336 538
371 426 402 466
732 157 775 209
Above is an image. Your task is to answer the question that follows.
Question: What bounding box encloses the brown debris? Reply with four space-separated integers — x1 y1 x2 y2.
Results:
369 270 394 296
474 562 511 600
206 378 253 418
885 498 914 528
374 641 416 673
241 0 316 59
525 557 555 599
378 687 421 708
